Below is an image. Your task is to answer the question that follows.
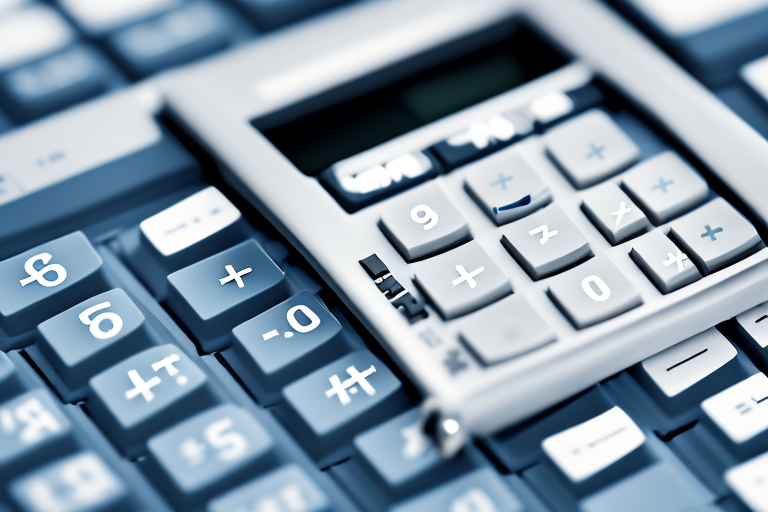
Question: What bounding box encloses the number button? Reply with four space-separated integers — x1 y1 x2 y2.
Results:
379 182 470 261
145 404 275 509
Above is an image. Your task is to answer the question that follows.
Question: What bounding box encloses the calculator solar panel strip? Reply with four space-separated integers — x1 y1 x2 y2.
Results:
156 0 768 456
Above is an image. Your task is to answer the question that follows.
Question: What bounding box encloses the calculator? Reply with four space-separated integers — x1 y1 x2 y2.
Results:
3 0 768 511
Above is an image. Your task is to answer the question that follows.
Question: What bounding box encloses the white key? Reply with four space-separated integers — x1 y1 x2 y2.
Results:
627 0 768 36
140 187 241 257
744 55 768 107
702 373 768 444
541 406 646 483
726 451 768 512
0 5 75 71
59 0 179 33
738 301 768 349
640 328 736 397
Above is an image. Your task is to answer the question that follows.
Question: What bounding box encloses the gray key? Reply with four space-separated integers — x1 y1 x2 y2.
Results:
548 255 642 329
500 204 591 279
630 230 701 293
379 182 470 261
582 183 649 244
464 148 551 225
412 241 511 319
459 294 556 365
669 197 760 273
622 151 708 224
544 109 640 188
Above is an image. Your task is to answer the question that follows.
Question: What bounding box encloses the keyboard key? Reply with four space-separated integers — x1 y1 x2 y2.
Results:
581 183 649 244
702 373 768 445
464 148 552 225
500 203 592 280
145 404 276 508
8 451 131 512
544 109 640 188
227 292 345 404
0 231 106 338
87 344 215 458
0 5 75 71
232 0 351 30
59 0 179 35
743 54 768 105
621 151 709 224
459 294 556 365
629 229 701 293
379 182 470 261
669 197 760 273
412 240 511 319
547 255 642 329
726 451 768 512
167 240 289 351
208 464 330 512
36 288 155 396
279 351 409 463
0 350 25 402
431 114 527 170
737 301 768 351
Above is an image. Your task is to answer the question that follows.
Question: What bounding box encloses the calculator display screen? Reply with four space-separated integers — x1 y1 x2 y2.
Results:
257 22 569 176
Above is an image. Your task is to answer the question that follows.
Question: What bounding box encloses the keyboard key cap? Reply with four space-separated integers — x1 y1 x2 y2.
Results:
0 231 106 338
226 292 346 404
208 464 330 512
167 240 288 351
547 255 642 329
0 5 75 72
87 344 215 458
500 203 592 279
0 350 25 402
36 288 155 396
726 451 768 512
581 183 650 244
279 351 409 463
8 451 131 512
702 373 768 446
412 240 511 319
379 182 471 261
669 197 760 273
59 0 179 35
459 294 556 365
431 114 527 170
464 148 552 225
544 109 640 188
145 404 276 508
629 229 701 293
736 303 768 371
622 151 709 224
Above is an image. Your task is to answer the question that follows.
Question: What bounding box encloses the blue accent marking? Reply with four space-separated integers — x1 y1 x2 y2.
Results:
493 195 531 214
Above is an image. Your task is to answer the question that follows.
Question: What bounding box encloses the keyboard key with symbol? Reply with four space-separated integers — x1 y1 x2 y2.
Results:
622 151 709 224
735 301 768 370
582 183 649 244
726 451 768 512
701 373 768 453
167 240 288 352
87 344 216 458
669 197 760 273
500 203 591 280
629 229 701 293
544 109 640 188
412 240 511 319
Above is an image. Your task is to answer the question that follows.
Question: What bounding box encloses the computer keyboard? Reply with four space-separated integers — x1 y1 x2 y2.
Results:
4 0 768 511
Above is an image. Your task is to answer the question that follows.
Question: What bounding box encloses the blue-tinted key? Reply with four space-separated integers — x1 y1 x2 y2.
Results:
208 464 330 512
144 404 275 508
37 288 155 397
279 351 409 464
0 351 25 402
9 451 131 512
87 344 216 458
390 468 525 512
0 389 76 479
227 292 345 404
233 0 352 30
168 240 289 352
0 231 106 338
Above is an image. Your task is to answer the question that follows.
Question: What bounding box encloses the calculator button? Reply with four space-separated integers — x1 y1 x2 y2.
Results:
37 288 154 395
0 231 105 338
146 404 276 509
59 0 178 35
0 351 25 402
629 230 701 293
88 344 215 458
622 151 709 224
0 5 75 71
279 351 408 462
500 204 591 280
544 109 640 188
379 182 470 261
726 451 768 512
208 464 330 512
412 240 511 319
232 0 351 30
464 148 552 225
8 451 130 512
736 302 768 349
431 114 523 170
548 255 642 329
167 240 288 352
582 183 650 244
702 373 768 445
669 197 760 273
459 294 556 365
